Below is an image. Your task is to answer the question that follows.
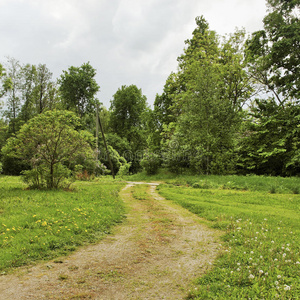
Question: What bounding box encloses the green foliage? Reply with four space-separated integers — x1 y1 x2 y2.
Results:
105 133 131 158
246 0 300 102
58 62 100 118
0 63 12 98
1 155 30 176
1 59 59 136
22 163 72 189
158 181 300 299
238 99 300 176
0 162 2 173
100 145 129 176
18 63 59 121
109 85 148 138
0 176 125 272
140 150 161 175
117 161 131 176
2 57 23 135
1 110 95 189
154 17 249 175
109 85 149 172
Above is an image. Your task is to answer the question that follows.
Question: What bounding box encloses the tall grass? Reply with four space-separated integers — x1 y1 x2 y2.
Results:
0 176 126 273
157 182 300 299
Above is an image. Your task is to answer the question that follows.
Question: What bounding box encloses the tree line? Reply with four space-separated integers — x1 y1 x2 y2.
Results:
0 0 299 188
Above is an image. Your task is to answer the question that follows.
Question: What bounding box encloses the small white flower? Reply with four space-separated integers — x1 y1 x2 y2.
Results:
296 261 300 265
274 258 278 261
271 240 275 243
260 256 263 259
284 285 291 291
275 281 279 285
277 275 281 279
248 274 255 279
283 253 287 258
259 270 264 274
250 251 254 254
237 268 240 272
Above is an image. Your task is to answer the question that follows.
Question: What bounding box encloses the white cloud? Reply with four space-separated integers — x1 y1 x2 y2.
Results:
0 0 267 107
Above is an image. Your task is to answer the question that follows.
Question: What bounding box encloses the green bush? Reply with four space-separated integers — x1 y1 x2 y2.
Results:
22 163 73 189
117 161 131 176
0 162 2 173
140 150 161 175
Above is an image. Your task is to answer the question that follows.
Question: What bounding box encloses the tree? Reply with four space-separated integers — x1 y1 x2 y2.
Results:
109 85 149 172
19 64 37 122
0 63 11 99
246 0 300 102
58 62 100 118
2 110 95 189
160 17 246 174
237 98 300 176
0 118 8 158
168 61 240 174
2 57 22 134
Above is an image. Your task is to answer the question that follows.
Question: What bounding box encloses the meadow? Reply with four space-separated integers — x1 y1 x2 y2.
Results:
153 174 300 299
1 172 300 299
0 176 126 273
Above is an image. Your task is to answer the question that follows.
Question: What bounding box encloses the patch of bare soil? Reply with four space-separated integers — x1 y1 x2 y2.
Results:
0 182 222 300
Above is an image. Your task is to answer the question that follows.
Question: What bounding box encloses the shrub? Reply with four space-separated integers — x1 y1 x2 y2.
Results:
22 163 73 189
117 161 132 176
141 150 161 175
1 110 95 189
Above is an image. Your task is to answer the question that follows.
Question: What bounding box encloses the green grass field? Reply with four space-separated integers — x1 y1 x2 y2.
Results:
1 172 299 299
155 175 300 299
0 176 126 273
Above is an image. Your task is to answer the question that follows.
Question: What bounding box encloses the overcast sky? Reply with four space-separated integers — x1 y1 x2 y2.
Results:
0 0 268 108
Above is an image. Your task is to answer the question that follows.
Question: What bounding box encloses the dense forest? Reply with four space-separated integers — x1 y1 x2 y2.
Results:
0 0 299 189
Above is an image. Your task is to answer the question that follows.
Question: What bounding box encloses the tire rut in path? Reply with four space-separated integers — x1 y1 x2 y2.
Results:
0 182 221 300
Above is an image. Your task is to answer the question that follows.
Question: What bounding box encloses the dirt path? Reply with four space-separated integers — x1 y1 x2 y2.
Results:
0 182 221 300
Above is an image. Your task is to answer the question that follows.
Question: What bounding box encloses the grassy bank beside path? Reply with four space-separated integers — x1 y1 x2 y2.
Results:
0 176 126 273
156 180 300 299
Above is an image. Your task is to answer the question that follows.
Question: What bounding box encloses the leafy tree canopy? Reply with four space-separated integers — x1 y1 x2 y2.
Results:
246 0 300 101
2 110 95 189
58 62 100 118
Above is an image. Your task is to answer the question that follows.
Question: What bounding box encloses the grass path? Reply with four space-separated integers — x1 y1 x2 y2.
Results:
0 182 221 300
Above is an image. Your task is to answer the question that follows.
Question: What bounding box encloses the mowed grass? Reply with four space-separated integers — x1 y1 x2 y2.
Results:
125 170 300 194
157 178 300 299
0 176 126 273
